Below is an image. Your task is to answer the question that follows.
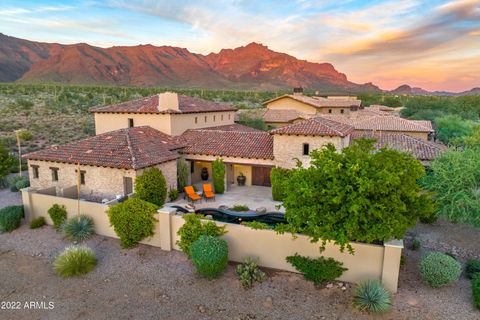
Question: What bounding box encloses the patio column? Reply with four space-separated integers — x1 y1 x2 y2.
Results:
157 206 177 251
382 239 404 293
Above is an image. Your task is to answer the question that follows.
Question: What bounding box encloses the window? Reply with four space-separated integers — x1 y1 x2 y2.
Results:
50 167 59 181
228 114 231 120
213 115 216 122
221 115 224 121
205 116 207 123
340 109 344 114
303 143 310 156
195 117 198 124
328 109 332 113
128 118 134 128
76 169 86 185
31 165 39 179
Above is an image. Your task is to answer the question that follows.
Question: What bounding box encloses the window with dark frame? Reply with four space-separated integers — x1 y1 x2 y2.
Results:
205 116 207 123
76 169 86 185
31 165 39 179
340 109 344 114
213 115 216 122
328 109 332 113
195 117 198 124
221 114 224 121
303 143 310 155
128 118 134 128
50 167 59 181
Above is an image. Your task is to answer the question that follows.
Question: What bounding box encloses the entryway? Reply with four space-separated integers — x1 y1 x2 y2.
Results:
252 166 271 187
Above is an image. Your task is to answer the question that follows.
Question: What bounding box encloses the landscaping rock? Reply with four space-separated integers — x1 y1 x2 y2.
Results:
198 305 206 313
263 296 273 308
326 283 334 289
255 207 267 214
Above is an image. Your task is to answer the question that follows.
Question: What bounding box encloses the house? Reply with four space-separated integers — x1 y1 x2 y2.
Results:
23 91 444 201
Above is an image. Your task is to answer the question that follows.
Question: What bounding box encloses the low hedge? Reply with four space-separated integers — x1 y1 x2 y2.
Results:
286 254 347 286
420 252 462 287
191 235 228 279
30 216 46 229
48 204 67 230
465 258 480 279
0 205 24 232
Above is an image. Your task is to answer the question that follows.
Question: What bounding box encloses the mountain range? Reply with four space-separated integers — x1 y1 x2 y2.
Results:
0 33 477 95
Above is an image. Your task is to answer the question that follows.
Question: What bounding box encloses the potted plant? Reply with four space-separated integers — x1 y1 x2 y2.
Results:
237 172 246 186
201 167 209 181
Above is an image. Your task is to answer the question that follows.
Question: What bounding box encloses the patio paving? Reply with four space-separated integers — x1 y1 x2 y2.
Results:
170 184 284 213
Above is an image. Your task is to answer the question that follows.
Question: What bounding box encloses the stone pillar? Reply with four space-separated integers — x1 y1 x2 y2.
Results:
157 207 177 251
382 239 404 293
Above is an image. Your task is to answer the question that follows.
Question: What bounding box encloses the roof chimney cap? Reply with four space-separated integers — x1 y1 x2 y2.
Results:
293 87 303 95
158 92 179 111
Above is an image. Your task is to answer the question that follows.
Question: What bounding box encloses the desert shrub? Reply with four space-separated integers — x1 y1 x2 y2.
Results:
177 159 189 192
353 280 391 313
62 215 95 242
48 204 67 230
168 187 179 201
0 142 15 184
472 273 480 309
29 216 46 229
107 198 159 248
134 167 167 206
212 158 225 194
230 204 249 212
270 167 292 201
400 254 406 268
190 235 229 279
420 252 462 287
465 258 480 279
53 246 97 277
0 205 24 232
411 239 421 251
286 254 347 286
236 257 266 288
15 177 30 190
241 221 272 230
176 213 226 257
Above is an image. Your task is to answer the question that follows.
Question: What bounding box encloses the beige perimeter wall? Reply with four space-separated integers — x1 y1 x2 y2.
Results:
21 191 403 292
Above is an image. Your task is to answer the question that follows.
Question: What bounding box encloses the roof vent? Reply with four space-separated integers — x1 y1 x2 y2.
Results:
158 92 179 111
293 87 303 95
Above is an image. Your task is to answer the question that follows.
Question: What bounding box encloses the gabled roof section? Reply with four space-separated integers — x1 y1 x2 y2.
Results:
263 94 361 108
90 94 236 114
351 132 446 161
23 126 184 169
181 127 274 160
270 117 354 137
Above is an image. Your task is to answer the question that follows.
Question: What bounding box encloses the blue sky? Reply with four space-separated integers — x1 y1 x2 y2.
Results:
1 0 479 91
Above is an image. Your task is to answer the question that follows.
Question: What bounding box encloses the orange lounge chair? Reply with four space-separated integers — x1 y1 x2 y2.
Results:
202 183 216 201
184 186 201 203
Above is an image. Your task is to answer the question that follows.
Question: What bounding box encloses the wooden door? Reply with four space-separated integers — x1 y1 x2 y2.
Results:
252 167 272 187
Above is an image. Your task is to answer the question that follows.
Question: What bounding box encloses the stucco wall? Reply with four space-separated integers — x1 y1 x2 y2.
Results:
318 107 351 115
273 135 349 168
266 97 317 114
169 112 236 136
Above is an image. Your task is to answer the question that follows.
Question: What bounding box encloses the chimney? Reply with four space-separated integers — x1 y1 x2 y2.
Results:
157 92 179 111
293 87 303 96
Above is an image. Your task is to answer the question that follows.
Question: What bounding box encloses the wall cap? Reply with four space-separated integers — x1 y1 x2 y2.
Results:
384 239 404 249
158 207 177 215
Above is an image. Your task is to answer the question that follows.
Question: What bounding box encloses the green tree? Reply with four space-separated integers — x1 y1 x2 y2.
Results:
0 142 14 184
134 167 167 206
282 139 433 253
177 159 189 192
421 149 480 227
238 113 268 131
435 115 477 146
212 158 225 194
383 96 402 108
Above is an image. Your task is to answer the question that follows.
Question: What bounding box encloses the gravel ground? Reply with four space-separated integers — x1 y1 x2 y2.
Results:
0 188 22 208
0 220 479 320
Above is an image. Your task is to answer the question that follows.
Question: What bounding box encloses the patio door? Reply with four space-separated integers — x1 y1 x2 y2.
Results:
252 166 271 187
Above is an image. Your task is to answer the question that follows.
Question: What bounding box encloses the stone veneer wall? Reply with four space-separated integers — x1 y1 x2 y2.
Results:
136 160 178 191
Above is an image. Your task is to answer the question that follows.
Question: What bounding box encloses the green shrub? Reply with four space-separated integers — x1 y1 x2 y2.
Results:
472 273 480 310
107 198 159 248
236 257 266 288
15 177 30 191
48 204 67 230
176 213 226 257
212 158 225 194
241 221 272 230
0 205 24 232
53 246 97 277
411 239 421 251
62 215 95 242
419 207 438 224
465 259 480 279
177 159 189 192
168 187 179 201
230 204 249 212
353 280 391 313
420 252 462 287
286 254 347 286
134 167 167 206
191 235 229 279
270 167 291 201
30 216 46 229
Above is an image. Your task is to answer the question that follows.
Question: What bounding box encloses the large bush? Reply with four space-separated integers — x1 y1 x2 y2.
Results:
107 198 159 248
282 139 434 252
62 215 95 242
0 205 24 232
421 149 480 227
420 252 462 287
190 235 229 279
472 273 480 310
465 258 480 279
48 204 67 230
9 176 29 192
53 246 97 277
0 142 15 184
176 213 226 257
134 167 167 206
353 280 391 313
212 158 225 194
177 159 189 192
270 167 291 201
286 254 347 286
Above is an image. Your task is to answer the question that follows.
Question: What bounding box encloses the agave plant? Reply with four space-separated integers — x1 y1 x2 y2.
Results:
62 215 95 242
54 246 97 277
353 280 391 313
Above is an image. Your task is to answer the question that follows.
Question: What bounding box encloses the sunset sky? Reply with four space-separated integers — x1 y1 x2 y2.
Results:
1 0 479 92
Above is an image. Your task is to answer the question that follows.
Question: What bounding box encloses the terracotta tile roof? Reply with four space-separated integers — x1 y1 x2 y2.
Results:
181 128 273 160
270 117 353 137
262 109 308 123
199 123 260 132
411 120 434 131
90 94 236 114
263 94 361 108
351 132 446 160
23 127 184 169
